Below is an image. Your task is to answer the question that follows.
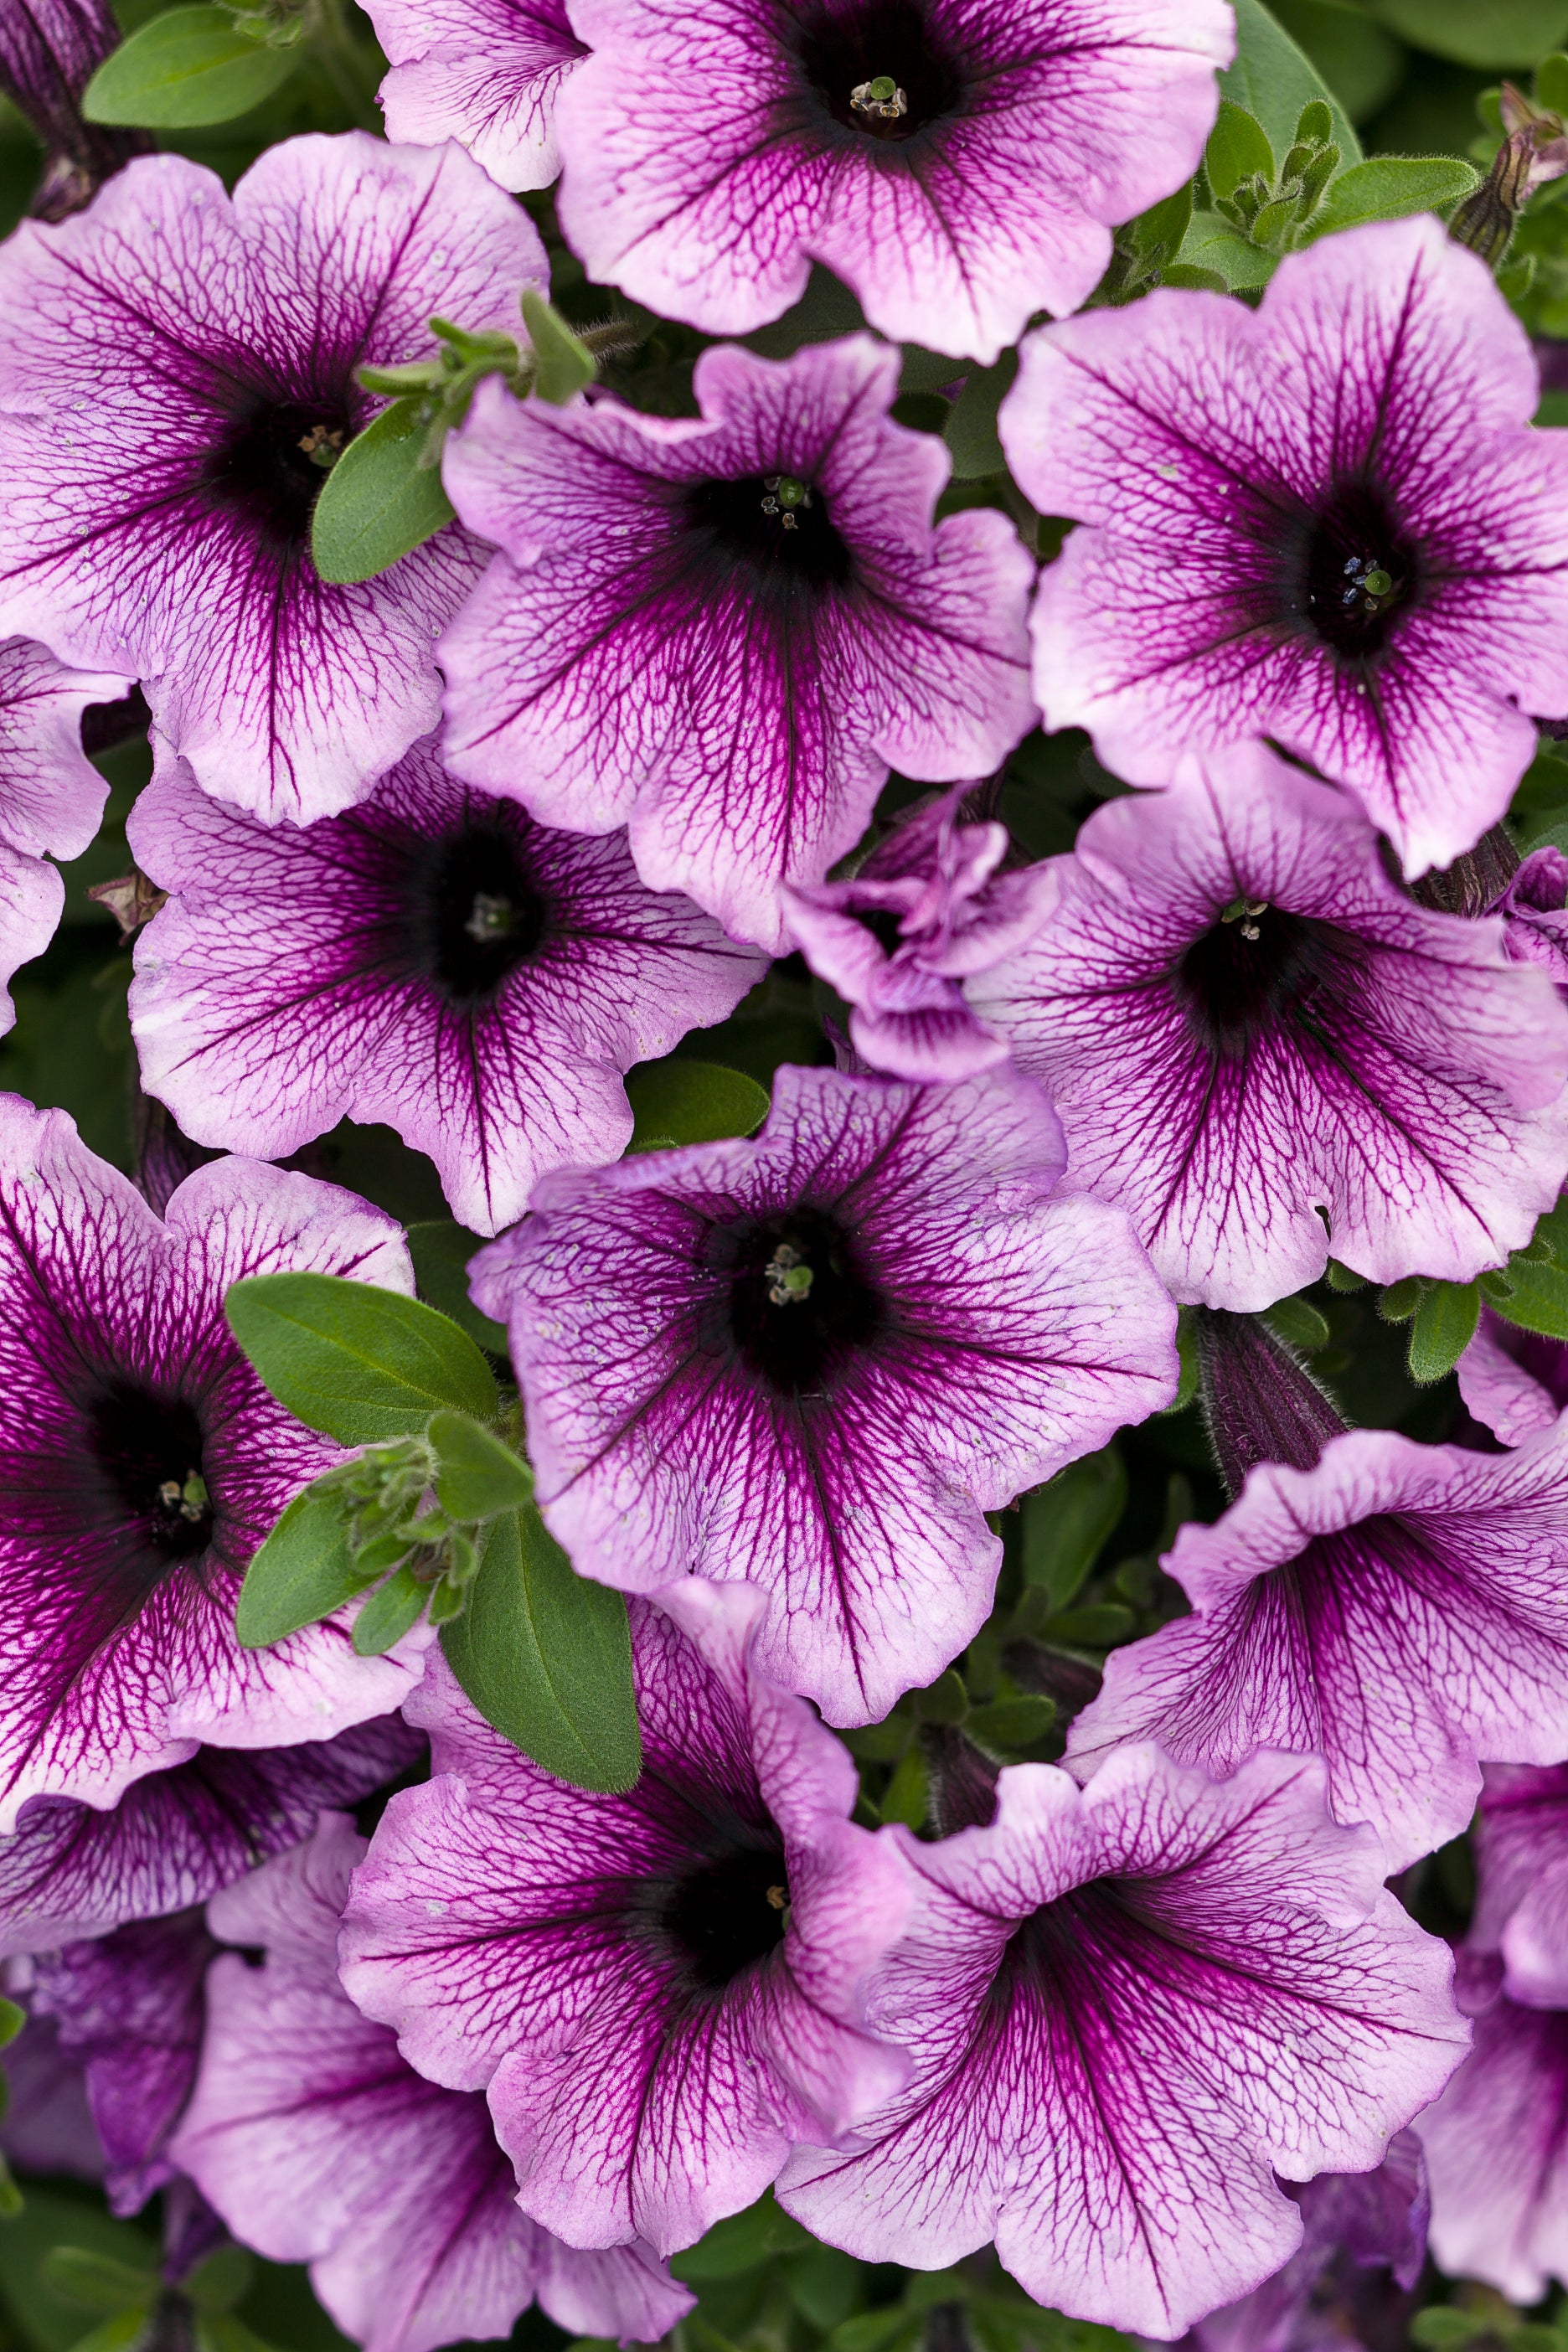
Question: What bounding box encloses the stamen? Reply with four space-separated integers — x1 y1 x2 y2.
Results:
761 474 812 533
157 1471 210 1524
850 75 908 122
464 892 514 943
1220 895 1269 943
766 1243 815 1306
297 423 344 472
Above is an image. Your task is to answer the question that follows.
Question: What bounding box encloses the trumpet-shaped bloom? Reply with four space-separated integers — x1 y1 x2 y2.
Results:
1469 1762 1568 2012
441 336 1035 951
0 1099 430 1832
777 1747 1464 2340
1002 218 1568 876
1497 844 1568 988
0 134 547 827
127 737 764 1236
0 637 131 1027
338 1586 912 2257
0 1715 421 1955
782 783 1057 1081
360 0 587 190
1067 1422 1568 1875
969 745 1568 1311
172 1816 694 2352
552 0 1231 362
471 1061 1176 1725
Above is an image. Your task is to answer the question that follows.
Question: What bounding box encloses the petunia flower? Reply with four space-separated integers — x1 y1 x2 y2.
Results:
338 1586 913 2257
550 0 1232 362
776 1746 1465 2339
781 782 1058 1082
1467 1762 1568 2013
0 637 132 1028
172 1815 693 2352
1001 216 1568 877
0 1097 431 1832
126 735 765 1236
0 1715 421 1956
359 0 587 191
470 1060 1176 1725
0 2005 103 2182
1067 1394 1568 1875
967 743 1568 1311
440 335 1036 952
0 0 146 220
1415 1952 1568 2303
0 133 547 828
1495 843 1568 988
1458 1311 1568 1446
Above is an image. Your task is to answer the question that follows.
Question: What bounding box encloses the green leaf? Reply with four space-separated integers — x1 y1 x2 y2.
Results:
521 290 596 405
878 1744 929 1828
226 1272 498 1444
235 1480 364 1649
1039 1603 1136 1648
1485 1250 1568 1341
944 351 1017 480
199 2319 287 2352
82 7 300 126
1021 1446 1127 1611
0 1996 23 2050
913 1669 968 1724
0 2194 160 2352
1540 49 1568 107
41 2250 155 2314
1205 98 1276 200
0 2158 19 2220
311 397 455 588
1221 0 1363 165
62 2315 153 2352
1268 0 1406 122
1175 213 1280 291
1264 1295 1333 1351
1302 154 1480 240
184 2249 254 2318
351 1563 427 1656
1406 1281 1481 1385
625 1060 770 1153
440 1505 642 1792
967 1695 1056 1752
1377 1275 1425 1323
1127 183 1196 262
1369 0 1568 69
406 1220 508 1354
429 1410 533 1521
671 2191 812 2282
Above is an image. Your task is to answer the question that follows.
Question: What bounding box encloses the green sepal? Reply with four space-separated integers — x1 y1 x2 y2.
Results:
522 290 597 405
625 1060 770 1153
913 1669 967 1724
82 6 300 127
1205 99 1275 201
1324 1258 1368 1292
878 1744 928 1828
235 1478 366 1649
226 1271 498 1444
351 1562 428 1656
1264 1295 1332 1352
1376 1276 1426 1323
310 395 456 587
440 1505 642 1792
429 1409 534 1522
1406 1281 1481 1385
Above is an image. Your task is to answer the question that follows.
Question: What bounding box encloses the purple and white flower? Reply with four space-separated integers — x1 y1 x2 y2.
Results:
338 1586 912 2257
360 0 587 190
968 744 1568 1311
173 1815 693 2352
776 1746 1465 2339
1469 1762 1568 2013
551 0 1232 362
1001 217 1568 877
1067 1421 1568 1875
126 736 765 1236
471 1060 1176 1725
440 335 1036 951
0 1715 421 1956
0 1098 431 1832
782 782 1057 1082
0 0 145 219
1458 1311 1568 1446
1496 844 1568 988
0 133 547 828
0 637 132 1029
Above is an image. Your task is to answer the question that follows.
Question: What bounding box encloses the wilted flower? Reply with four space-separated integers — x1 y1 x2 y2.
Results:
360 0 588 189
0 0 146 220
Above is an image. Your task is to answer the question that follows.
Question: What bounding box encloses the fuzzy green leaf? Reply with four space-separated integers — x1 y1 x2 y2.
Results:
1303 154 1480 240
1406 1281 1481 1385
235 1480 365 1649
226 1272 498 1444
625 1060 769 1153
1205 98 1276 199
311 397 455 587
82 7 299 126
521 290 596 405
429 1410 533 1522
351 1563 427 1656
1221 0 1363 163
440 1505 642 1792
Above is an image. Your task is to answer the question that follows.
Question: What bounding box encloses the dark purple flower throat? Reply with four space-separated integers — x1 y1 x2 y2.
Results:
1285 478 1420 663
198 393 350 556
661 1839 791 1990
85 1377 214 1588
792 0 962 139
1176 904 1363 1060
727 1205 885 1394
412 823 549 1005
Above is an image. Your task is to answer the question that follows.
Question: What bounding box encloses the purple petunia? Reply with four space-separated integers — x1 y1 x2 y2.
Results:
968 744 1568 1311
0 1715 421 1956
0 637 132 1027
172 1816 693 2352
471 1060 1176 1725
440 335 1036 951
1001 217 1568 877
1497 844 1568 988
551 0 1232 362
1458 1311 1568 1446
0 1099 431 1831
126 736 765 1236
0 133 547 828
1067 1417 1568 1875
777 1746 1464 2339
1468 1763 1568 2013
782 782 1058 1082
361 0 588 190
339 1587 911 2257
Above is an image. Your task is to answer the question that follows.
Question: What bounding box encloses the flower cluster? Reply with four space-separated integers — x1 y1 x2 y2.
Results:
3 3 1568 2350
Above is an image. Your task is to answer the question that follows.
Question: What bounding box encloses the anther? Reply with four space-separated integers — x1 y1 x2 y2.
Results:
850 75 908 121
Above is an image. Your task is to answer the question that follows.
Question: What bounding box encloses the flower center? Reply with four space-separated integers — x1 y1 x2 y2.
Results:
85 1380 214 1582
854 905 908 957
663 1845 790 1990
685 472 854 591
1174 901 1364 1060
728 1206 884 1395
795 0 961 138
1286 478 1419 661
199 396 350 556
417 823 548 1005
